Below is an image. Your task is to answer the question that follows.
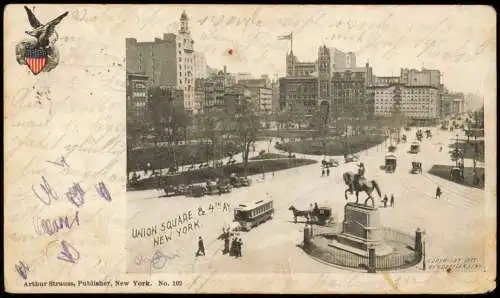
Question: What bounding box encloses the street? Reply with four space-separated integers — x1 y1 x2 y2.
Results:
126 126 485 274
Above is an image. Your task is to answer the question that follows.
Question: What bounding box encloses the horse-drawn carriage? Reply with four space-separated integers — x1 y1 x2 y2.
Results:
385 154 397 173
451 149 463 161
388 144 397 152
288 205 334 226
410 142 420 154
411 161 423 174
322 158 339 168
450 167 463 182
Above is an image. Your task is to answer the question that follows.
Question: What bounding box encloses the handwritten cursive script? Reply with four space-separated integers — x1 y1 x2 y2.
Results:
33 211 80 236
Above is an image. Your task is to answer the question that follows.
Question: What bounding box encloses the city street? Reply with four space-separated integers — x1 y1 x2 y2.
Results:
126 126 485 274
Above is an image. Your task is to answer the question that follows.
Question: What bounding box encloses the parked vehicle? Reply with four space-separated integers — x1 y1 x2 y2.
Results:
217 178 232 194
186 184 206 197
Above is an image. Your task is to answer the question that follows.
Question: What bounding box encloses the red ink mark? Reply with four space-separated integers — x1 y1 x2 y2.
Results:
228 49 234 55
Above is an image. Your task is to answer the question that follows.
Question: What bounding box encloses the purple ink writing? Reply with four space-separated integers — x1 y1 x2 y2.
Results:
15 261 29 280
66 183 85 207
57 240 80 264
95 181 112 201
32 176 59 205
33 210 80 236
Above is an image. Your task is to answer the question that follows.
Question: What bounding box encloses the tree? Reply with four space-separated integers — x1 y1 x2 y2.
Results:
229 99 261 176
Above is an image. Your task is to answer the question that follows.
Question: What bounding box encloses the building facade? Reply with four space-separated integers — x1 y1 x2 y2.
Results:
330 64 372 119
125 11 196 113
373 84 440 119
193 51 208 79
279 76 318 113
126 73 149 124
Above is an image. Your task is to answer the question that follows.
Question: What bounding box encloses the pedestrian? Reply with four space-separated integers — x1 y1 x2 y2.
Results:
224 235 230 255
230 238 237 256
321 168 325 177
390 194 394 207
436 186 442 199
196 236 205 256
327 167 330 177
237 238 243 257
383 195 388 208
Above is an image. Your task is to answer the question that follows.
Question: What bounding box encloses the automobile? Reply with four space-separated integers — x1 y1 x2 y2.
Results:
229 174 243 187
205 180 219 195
388 145 397 152
410 142 420 154
240 176 252 187
385 154 397 173
186 184 206 197
411 161 422 174
217 178 233 194
163 184 187 196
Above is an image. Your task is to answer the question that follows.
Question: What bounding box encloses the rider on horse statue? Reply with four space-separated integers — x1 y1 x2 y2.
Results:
353 162 366 189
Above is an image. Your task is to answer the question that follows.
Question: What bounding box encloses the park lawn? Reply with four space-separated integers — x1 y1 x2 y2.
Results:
249 153 290 160
128 158 317 191
448 140 485 162
275 135 386 156
127 142 241 172
428 164 484 190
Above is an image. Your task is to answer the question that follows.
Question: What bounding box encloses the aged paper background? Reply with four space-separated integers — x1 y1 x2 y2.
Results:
4 4 496 293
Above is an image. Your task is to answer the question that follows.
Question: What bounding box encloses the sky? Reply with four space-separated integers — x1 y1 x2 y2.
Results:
5 5 495 104
117 5 495 100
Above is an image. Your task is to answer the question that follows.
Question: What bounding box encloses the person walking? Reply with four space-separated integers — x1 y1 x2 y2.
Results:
436 186 442 199
196 236 205 257
321 167 325 177
382 195 388 208
230 238 237 256
326 167 330 177
238 238 243 257
390 194 395 207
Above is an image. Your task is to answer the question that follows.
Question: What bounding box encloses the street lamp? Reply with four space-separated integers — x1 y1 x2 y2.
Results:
422 229 427 271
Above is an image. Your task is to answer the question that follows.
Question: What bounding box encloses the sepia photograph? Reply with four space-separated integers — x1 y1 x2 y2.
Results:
124 6 491 277
4 4 495 294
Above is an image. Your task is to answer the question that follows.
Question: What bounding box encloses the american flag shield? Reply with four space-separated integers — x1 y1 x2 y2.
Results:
25 46 47 75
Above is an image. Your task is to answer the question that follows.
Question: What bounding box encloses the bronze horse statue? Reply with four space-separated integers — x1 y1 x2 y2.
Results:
342 171 382 207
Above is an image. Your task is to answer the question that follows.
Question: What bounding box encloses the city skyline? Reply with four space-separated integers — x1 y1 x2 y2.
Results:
122 5 494 101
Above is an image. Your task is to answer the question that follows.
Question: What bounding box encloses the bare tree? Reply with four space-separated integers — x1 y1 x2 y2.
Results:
230 99 261 176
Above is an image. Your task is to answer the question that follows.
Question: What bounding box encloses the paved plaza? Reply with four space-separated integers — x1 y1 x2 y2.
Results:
126 126 485 274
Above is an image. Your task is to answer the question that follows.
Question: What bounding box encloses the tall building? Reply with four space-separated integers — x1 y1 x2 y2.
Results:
193 51 207 79
441 89 465 117
279 76 318 114
330 63 373 119
372 84 440 120
125 11 196 113
400 68 441 87
126 73 149 124
271 78 280 113
238 79 272 114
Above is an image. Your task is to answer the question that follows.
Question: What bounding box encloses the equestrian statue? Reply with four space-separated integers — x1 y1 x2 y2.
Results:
342 163 382 208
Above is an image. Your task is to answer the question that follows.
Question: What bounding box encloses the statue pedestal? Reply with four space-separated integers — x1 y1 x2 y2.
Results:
330 203 392 256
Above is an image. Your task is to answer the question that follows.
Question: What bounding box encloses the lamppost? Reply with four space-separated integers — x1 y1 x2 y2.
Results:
422 229 427 271
455 134 459 167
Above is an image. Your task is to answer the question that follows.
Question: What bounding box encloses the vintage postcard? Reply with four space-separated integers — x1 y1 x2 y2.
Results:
4 4 496 293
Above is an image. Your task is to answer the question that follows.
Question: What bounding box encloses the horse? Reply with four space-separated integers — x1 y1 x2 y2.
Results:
288 206 310 223
342 171 382 208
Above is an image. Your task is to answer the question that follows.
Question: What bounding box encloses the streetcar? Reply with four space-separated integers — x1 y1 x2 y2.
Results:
233 199 274 231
